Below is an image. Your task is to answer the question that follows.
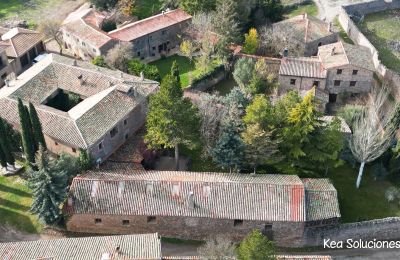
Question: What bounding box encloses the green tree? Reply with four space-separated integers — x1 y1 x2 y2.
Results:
243 95 272 129
180 40 196 64
259 0 283 22
78 149 93 172
171 60 180 85
247 72 265 95
233 58 255 89
127 59 161 82
29 147 69 225
29 103 46 150
54 153 81 183
145 74 200 170
237 230 276 260
0 145 7 169
18 99 35 165
180 0 216 14
243 28 259 55
90 0 118 10
0 118 15 168
92 56 107 67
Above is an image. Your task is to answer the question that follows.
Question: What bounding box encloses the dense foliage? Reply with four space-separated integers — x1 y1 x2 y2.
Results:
127 59 161 82
237 229 276 260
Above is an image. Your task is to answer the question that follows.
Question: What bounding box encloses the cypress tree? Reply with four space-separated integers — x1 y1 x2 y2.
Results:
29 103 46 150
0 145 7 168
0 118 15 167
170 60 180 86
18 98 35 165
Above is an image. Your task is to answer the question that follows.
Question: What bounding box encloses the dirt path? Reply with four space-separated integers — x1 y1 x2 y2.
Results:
0 225 64 243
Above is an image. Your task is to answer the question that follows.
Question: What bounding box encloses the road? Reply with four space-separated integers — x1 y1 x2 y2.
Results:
315 0 372 21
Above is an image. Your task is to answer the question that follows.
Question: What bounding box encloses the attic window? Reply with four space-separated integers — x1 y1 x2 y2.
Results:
122 220 130 226
336 69 343 75
147 216 156 224
290 79 296 85
110 127 118 138
98 142 103 150
124 119 127 125
234 219 243 227
95 218 102 224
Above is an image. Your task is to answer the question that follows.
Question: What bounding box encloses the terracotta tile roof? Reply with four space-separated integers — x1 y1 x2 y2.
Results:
67 168 341 222
0 28 43 57
0 27 9 36
108 9 191 42
280 57 326 78
302 179 341 221
0 234 162 260
318 41 375 71
62 6 112 48
273 14 333 44
0 54 159 149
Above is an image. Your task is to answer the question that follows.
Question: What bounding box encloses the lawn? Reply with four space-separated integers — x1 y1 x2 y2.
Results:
328 164 400 223
150 55 195 87
133 0 162 20
283 1 318 18
357 9 400 73
0 175 42 233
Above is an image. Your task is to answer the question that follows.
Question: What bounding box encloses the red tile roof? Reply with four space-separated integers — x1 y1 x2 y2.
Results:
108 9 191 42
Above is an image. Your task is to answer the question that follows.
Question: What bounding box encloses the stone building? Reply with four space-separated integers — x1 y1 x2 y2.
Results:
0 233 162 259
62 5 191 61
279 41 375 106
0 54 158 162
65 165 341 247
272 14 337 57
0 46 12 87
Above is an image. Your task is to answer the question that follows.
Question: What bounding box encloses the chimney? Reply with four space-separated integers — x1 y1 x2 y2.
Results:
4 79 10 87
331 46 336 56
283 48 289 57
303 13 308 19
120 71 124 78
162 11 165 16
72 59 77 66
77 74 84 85
140 71 144 81
327 22 332 32
188 191 195 209
101 253 111 260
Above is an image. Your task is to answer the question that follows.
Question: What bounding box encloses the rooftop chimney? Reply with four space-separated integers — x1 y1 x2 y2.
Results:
78 74 84 85
283 48 289 57
327 22 332 32
72 59 77 66
188 191 195 209
120 71 124 78
331 46 336 56
4 79 10 87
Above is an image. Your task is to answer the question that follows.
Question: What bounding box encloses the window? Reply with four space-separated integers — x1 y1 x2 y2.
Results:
1 73 7 80
337 69 343 75
98 142 103 150
234 219 243 227
162 30 167 35
124 119 127 125
352 70 358 75
137 51 141 57
93 48 96 53
82 42 86 46
125 134 128 140
95 218 102 224
54 141 58 146
110 127 118 138
334 80 341 86
122 220 130 226
147 216 156 223
350 81 357 87
72 148 76 153
152 46 156 50
313 81 320 87
290 79 296 85
264 224 272 230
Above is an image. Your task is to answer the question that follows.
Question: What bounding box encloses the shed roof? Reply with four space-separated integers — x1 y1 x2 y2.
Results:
0 27 43 57
108 9 191 42
67 167 341 222
280 57 326 78
0 234 162 260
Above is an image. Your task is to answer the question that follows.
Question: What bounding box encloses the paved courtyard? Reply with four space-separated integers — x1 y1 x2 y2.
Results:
315 0 373 21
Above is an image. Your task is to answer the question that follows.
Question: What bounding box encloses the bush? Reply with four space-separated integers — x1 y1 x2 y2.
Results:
101 20 116 32
92 56 107 67
191 64 225 86
127 59 161 82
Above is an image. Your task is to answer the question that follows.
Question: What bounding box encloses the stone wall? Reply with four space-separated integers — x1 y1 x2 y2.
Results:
185 65 226 92
338 1 400 98
302 217 400 246
66 214 305 247
305 34 338 57
325 64 373 94
279 75 326 94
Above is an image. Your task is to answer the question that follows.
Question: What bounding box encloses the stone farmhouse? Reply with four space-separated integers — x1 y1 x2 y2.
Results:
65 164 341 247
0 27 45 87
0 233 162 260
62 5 192 61
0 54 158 162
279 41 375 106
272 14 337 57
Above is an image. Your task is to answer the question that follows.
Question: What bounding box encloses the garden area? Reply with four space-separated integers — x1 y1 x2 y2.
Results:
282 0 318 18
357 9 400 73
132 0 161 20
0 174 42 234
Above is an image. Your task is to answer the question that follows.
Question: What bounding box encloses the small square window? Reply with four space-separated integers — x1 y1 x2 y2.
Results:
350 81 357 87
234 219 243 227
265 224 272 230
124 119 127 125
290 79 296 85
72 148 76 153
55 141 58 146
122 220 130 226
125 134 128 140
147 216 156 223
110 127 118 138
95 218 102 224
313 81 320 87
337 69 342 75
137 51 140 57
334 80 341 86
152 46 156 50
98 142 103 150
352 70 358 75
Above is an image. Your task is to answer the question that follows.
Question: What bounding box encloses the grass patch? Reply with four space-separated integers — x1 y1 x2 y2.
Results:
133 0 162 20
357 9 400 73
180 145 223 173
0 175 42 233
334 18 354 45
283 1 318 18
150 55 195 87
328 164 400 223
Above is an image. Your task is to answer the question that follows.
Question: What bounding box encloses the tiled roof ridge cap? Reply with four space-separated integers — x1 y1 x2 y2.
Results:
340 41 350 65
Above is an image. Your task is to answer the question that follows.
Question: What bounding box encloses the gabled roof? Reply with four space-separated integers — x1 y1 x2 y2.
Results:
280 57 326 78
108 9 192 42
318 41 375 71
0 54 159 149
67 167 341 222
0 234 162 260
273 14 333 44
62 4 113 48
0 28 43 57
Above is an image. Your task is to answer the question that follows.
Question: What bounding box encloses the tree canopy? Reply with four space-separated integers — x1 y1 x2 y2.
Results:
237 229 276 260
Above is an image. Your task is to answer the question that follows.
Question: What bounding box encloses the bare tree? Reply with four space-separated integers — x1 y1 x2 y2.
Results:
38 20 63 54
105 42 134 72
349 85 399 188
198 235 237 260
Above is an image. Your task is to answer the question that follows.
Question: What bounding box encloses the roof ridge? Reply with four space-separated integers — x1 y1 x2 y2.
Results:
340 41 350 65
